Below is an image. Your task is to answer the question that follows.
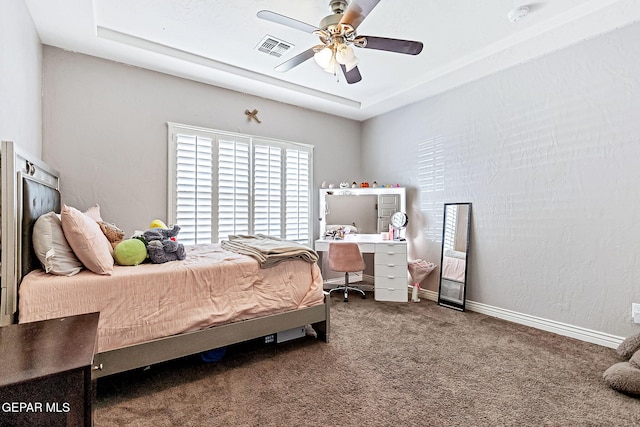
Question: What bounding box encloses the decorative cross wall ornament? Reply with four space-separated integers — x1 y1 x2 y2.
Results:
244 109 262 123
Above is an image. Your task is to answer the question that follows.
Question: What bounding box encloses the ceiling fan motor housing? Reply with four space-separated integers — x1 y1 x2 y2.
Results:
320 13 343 31
330 0 348 15
258 0 423 84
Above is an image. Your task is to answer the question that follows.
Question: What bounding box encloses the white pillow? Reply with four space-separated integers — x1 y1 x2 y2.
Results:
33 211 84 276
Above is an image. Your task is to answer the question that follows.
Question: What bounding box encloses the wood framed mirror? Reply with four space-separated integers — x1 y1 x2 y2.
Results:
437 202 472 311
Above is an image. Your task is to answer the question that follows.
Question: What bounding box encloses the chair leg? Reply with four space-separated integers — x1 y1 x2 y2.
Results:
342 272 366 302
328 272 367 302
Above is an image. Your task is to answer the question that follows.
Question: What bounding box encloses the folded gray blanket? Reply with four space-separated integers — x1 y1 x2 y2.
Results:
221 234 318 268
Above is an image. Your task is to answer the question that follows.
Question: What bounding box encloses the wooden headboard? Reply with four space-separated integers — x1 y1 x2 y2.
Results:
1 140 60 326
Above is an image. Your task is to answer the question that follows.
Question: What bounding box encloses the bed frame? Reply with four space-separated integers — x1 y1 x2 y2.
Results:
0 140 329 379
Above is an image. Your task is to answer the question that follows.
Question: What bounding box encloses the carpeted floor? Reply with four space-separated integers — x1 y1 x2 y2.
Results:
95 294 640 426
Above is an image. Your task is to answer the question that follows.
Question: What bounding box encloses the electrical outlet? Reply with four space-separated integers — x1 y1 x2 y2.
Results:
633 303 640 324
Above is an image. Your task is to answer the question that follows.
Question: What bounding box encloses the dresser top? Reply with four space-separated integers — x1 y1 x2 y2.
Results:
0 312 99 387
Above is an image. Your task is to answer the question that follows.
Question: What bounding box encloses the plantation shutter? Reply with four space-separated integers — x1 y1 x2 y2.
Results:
253 144 282 237
285 149 310 243
168 123 313 245
217 137 251 242
443 204 457 250
174 133 213 245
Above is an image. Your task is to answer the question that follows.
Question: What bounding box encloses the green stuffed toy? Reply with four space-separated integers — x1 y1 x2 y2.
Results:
114 238 147 266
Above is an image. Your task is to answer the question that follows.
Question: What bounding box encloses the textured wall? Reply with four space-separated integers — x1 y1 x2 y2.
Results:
362 22 640 337
42 47 361 238
0 0 42 158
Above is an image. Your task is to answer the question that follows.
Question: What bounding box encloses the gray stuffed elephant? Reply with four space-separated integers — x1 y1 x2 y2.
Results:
143 225 186 264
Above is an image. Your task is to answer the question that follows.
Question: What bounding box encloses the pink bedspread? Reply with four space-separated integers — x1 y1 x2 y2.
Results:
19 244 324 353
442 255 466 282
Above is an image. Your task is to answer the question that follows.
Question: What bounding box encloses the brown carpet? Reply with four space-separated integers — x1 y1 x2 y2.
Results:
95 294 640 426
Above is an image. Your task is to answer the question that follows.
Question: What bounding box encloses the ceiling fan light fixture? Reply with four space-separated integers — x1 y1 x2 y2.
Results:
259 0 424 84
323 54 339 74
336 44 358 71
314 46 334 69
343 56 359 72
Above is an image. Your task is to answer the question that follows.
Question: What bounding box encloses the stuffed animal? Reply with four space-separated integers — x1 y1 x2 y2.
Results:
98 221 125 249
603 331 640 395
142 225 186 264
113 239 147 266
149 219 168 229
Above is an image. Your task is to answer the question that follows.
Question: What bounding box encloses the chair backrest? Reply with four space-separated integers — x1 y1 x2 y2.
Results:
327 242 365 273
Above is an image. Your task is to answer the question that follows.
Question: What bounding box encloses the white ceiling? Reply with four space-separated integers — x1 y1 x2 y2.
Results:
25 0 640 121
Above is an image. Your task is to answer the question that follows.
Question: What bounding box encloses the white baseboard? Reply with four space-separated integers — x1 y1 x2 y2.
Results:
416 288 623 349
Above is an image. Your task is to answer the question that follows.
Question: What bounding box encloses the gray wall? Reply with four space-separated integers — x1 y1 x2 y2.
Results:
37 20 640 339
0 0 42 158
362 22 640 338
41 47 361 238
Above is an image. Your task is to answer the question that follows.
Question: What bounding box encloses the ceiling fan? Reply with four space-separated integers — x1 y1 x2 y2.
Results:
257 0 423 84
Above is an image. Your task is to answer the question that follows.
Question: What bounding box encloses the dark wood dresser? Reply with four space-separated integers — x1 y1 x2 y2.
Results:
0 312 99 426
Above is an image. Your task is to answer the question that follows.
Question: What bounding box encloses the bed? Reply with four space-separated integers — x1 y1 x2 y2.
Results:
0 141 329 379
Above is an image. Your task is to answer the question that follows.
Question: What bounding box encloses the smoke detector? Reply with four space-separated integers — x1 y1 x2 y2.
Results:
507 6 529 23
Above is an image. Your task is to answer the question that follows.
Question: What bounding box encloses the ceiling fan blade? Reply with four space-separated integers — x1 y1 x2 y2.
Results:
341 65 362 84
357 36 423 55
257 10 318 34
274 48 316 72
340 0 382 29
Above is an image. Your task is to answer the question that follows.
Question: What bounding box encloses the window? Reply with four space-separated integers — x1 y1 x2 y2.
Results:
443 204 458 250
168 123 313 245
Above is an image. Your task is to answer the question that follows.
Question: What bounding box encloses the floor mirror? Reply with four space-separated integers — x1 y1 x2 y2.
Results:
437 202 471 311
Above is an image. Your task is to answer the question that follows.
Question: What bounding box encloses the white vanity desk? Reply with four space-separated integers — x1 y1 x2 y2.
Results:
314 234 409 302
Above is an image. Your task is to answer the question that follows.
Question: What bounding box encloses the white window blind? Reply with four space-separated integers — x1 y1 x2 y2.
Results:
174 133 213 244
443 204 458 250
168 123 313 245
285 149 310 243
253 144 282 237
217 138 250 242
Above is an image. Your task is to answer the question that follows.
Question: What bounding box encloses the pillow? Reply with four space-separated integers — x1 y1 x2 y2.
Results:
32 212 84 276
617 333 640 359
61 205 114 275
83 204 103 222
603 362 640 395
326 224 358 233
114 239 147 266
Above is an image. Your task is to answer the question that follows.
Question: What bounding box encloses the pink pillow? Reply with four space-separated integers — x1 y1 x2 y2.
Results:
84 204 103 222
61 204 114 275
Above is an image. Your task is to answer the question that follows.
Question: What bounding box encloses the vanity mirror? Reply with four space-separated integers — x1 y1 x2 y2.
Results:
319 187 406 237
437 202 472 311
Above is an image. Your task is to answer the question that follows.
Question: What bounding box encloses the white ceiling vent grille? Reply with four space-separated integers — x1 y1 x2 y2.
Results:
256 35 294 58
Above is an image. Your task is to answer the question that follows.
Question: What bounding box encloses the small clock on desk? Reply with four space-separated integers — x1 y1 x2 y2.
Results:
390 211 408 240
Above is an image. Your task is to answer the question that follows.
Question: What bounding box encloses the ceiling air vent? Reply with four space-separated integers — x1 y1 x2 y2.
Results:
256 35 294 58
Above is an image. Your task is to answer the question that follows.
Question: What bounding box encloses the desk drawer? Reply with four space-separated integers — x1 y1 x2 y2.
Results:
375 242 407 254
315 241 375 253
315 241 329 252
374 283 408 302
357 243 375 253
375 263 408 278
375 251 407 266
